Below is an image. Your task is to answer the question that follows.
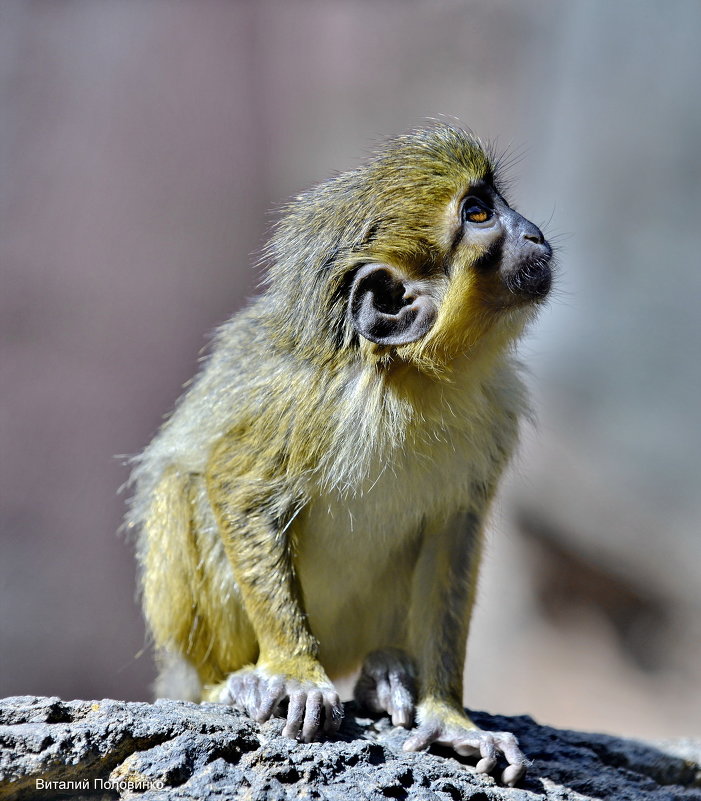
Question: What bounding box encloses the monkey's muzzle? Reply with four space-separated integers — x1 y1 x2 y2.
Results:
501 216 552 301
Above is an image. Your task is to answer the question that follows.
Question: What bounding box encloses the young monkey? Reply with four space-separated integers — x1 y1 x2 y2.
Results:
128 124 552 786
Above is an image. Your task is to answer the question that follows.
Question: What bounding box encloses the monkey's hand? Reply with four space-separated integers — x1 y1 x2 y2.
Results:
403 701 526 786
353 648 417 728
217 661 343 743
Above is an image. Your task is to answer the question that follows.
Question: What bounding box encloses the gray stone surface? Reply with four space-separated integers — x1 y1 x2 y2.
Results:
0 696 699 800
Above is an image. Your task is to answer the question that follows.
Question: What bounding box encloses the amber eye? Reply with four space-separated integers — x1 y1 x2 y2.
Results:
462 197 492 224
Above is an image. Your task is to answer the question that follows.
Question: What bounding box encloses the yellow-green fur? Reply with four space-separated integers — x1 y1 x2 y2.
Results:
128 124 532 713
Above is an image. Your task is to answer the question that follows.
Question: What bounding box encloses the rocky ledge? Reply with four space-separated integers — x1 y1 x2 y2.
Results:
0 696 699 800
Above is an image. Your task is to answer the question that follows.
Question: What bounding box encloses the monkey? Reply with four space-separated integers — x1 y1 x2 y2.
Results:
126 123 552 787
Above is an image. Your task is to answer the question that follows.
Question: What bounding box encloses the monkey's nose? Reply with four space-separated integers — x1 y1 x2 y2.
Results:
519 221 551 263
521 219 546 246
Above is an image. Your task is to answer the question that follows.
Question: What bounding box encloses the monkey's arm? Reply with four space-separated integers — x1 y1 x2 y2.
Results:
404 509 526 786
205 434 342 741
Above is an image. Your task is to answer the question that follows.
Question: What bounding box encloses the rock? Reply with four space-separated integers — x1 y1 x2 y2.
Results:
0 696 699 800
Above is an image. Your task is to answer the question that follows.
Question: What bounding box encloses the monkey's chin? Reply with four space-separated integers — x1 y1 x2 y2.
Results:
486 293 545 344
486 288 550 316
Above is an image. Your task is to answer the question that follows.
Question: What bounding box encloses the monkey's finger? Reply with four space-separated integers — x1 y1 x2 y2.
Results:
388 677 414 728
402 723 440 752
223 671 247 701
474 739 498 774
255 677 285 722
241 672 262 719
494 733 526 785
282 692 306 740
301 690 324 743
224 672 256 718
323 692 343 734
502 763 527 788
494 732 523 765
374 675 393 715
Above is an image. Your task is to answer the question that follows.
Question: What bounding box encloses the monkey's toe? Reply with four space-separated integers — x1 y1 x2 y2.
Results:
353 647 417 728
403 708 526 787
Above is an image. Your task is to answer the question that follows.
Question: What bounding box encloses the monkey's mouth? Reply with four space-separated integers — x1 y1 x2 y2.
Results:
504 256 552 301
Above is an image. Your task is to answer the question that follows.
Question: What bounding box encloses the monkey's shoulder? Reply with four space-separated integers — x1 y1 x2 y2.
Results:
135 301 345 490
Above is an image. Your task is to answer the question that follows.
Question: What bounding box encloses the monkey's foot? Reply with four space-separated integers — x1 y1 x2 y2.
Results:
217 665 343 743
353 647 417 728
403 702 526 786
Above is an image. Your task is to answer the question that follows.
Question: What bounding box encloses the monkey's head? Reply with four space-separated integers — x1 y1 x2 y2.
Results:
266 124 552 373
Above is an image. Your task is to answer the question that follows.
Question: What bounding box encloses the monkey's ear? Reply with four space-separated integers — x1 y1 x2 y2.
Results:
348 264 438 346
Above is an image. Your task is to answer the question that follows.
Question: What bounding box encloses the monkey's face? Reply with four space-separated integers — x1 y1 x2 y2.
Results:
347 178 552 361
457 183 552 306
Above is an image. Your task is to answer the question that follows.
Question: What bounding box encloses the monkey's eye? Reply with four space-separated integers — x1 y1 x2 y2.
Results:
462 197 493 224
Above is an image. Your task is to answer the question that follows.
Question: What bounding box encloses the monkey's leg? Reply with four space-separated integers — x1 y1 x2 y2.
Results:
353 648 417 728
206 453 342 741
205 504 343 741
404 510 527 786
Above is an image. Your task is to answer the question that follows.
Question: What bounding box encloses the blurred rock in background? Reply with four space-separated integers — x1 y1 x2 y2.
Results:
1 0 699 738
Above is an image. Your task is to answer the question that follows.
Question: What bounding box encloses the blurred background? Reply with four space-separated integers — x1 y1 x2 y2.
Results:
1 0 699 739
